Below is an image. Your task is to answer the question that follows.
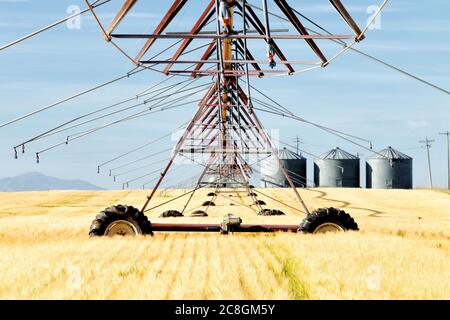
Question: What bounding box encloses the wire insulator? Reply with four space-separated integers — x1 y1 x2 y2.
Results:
36 153 40 164
22 144 25 154
13 148 18 159
97 166 100 174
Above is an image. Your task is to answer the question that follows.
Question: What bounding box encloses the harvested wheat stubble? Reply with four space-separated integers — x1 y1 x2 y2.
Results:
0 188 448 299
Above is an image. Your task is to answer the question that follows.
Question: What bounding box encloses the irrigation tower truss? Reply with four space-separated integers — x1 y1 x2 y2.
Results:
6 0 393 235
85 0 387 235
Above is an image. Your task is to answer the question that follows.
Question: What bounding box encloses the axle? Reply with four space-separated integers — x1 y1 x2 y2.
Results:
150 223 299 234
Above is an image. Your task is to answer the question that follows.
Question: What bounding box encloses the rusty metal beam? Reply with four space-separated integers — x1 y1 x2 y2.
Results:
192 40 216 77
163 0 216 74
197 110 218 138
235 2 295 74
274 0 327 64
114 33 353 40
168 69 289 76
105 0 137 38
201 120 219 145
230 113 259 149
235 39 264 76
149 223 300 233
135 0 188 62
140 59 318 65
329 0 365 41
229 111 259 148
199 83 217 106
141 102 207 212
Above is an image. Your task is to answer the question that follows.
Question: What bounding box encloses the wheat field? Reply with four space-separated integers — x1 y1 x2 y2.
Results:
0 188 448 300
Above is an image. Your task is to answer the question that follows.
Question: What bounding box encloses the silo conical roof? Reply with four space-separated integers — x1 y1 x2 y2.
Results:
278 147 306 160
319 147 359 160
368 146 412 160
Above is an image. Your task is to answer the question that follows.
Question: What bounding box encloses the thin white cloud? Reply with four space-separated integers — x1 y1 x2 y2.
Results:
407 120 428 129
0 22 30 27
292 4 400 14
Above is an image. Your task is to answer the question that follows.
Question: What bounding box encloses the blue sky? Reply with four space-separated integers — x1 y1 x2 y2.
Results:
0 0 449 189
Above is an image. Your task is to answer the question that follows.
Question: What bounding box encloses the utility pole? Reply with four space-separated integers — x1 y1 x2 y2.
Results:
439 131 450 189
419 137 435 188
293 136 302 154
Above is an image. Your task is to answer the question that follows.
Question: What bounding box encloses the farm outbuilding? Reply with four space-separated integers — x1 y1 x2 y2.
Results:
260 148 307 188
314 147 360 188
366 146 413 189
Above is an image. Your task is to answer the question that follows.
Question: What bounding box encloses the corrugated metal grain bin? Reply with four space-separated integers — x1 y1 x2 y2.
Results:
314 147 360 188
261 148 307 187
366 146 413 189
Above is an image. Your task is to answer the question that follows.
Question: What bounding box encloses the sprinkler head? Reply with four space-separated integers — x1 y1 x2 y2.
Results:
269 59 276 69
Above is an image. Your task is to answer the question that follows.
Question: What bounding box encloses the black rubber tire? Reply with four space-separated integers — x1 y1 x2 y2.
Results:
299 207 359 233
89 204 152 237
271 209 285 216
202 201 216 206
160 210 184 218
254 200 266 206
258 209 285 216
207 192 216 197
191 210 208 217
248 192 258 197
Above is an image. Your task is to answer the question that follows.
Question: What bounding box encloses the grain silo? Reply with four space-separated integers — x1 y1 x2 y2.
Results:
366 146 413 189
260 148 307 188
314 147 360 188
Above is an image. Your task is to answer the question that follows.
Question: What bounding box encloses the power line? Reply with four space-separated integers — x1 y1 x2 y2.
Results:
419 137 435 188
246 82 374 147
439 131 450 190
2 34 212 131
0 66 144 129
13 78 195 150
34 98 202 162
18 78 211 161
97 126 185 172
0 0 111 52
293 136 302 154
242 1 449 95
251 103 382 159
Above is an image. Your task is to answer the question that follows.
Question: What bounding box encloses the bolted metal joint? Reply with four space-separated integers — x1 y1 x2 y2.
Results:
220 214 242 234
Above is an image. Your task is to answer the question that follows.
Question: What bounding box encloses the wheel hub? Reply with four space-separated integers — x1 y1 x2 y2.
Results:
104 220 141 237
313 222 344 234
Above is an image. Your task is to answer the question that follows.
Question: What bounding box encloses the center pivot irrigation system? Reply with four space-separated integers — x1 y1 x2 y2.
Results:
11 0 445 237
82 0 387 236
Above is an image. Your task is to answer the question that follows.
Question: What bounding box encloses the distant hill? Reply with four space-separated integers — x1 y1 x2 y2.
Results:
0 172 104 192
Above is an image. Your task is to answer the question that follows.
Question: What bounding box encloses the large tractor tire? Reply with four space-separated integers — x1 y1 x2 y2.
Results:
89 205 152 237
299 207 358 234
